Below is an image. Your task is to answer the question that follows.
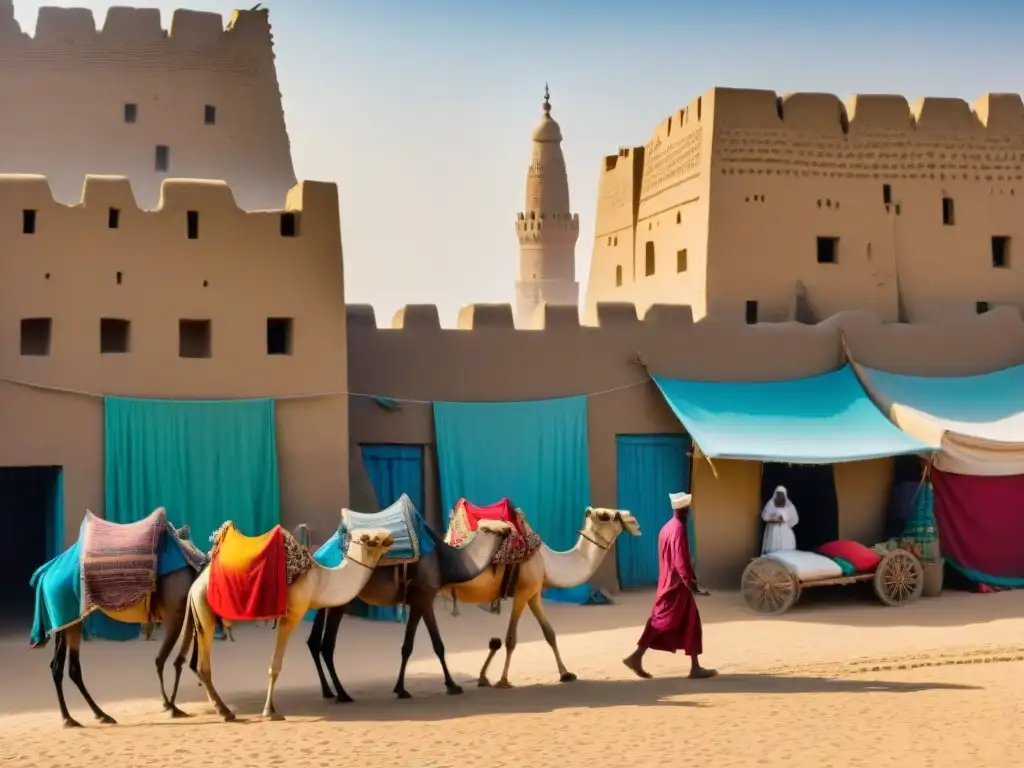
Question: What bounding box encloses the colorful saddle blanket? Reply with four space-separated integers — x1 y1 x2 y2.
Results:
80 508 167 616
340 494 435 566
207 522 313 621
447 498 542 565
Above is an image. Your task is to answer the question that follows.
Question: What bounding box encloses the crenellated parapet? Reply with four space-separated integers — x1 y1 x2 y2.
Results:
0 6 273 51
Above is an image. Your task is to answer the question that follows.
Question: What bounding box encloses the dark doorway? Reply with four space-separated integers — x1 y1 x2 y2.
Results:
0 466 62 624
760 463 839 552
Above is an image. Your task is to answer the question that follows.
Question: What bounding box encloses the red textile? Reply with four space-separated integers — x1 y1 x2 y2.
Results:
638 514 702 656
459 498 527 537
816 540 882 573
931 468 1024 580
207 527 288 621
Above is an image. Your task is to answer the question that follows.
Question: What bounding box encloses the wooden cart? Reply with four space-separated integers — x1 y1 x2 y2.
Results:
740 548 924 615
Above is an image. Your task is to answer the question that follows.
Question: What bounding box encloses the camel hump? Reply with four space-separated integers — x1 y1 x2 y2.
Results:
476 519 513 536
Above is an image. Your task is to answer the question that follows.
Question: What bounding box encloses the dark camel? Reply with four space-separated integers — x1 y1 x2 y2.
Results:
36 535 203 728
307 518 512 701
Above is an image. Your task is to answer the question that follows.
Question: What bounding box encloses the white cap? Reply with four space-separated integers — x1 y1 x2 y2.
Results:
669 492 692 510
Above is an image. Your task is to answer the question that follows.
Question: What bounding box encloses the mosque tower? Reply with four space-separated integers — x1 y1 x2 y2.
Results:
514 84 580 328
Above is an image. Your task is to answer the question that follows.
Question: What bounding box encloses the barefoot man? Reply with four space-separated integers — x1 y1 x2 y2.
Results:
624 491 717 680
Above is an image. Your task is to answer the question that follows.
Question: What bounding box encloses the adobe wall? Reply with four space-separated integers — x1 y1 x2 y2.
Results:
705 87 1024 323
586 94 712 323
0 174 347 544
0 6 295 210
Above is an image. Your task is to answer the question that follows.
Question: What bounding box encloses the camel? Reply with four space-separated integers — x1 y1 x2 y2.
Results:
449 505 640 689
307 500 514 702
30 509 206 728
174 526 395 721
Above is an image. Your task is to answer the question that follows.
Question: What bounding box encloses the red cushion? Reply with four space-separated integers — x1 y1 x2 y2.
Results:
816 540 882 573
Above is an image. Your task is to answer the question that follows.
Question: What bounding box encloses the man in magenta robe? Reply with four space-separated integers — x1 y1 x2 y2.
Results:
624 491 717 679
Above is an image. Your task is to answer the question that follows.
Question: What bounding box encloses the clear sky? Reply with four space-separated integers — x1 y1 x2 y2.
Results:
13 1 1024 325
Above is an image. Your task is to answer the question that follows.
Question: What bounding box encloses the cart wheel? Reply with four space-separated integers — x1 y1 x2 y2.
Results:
741 557 800 615
874 549 924 606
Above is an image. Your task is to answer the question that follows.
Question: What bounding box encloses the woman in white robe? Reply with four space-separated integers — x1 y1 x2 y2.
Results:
761 485 799 554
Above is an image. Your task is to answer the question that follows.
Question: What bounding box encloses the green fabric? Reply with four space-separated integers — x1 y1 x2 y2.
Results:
831 556 857 576
946 556 1024 588
104 397 281 539
901 480 941 562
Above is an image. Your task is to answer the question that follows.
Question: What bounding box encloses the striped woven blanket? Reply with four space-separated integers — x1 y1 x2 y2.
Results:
81 508 167 616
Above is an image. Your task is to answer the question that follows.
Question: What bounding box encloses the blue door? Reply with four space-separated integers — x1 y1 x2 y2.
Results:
615 435 692 588
352 444 425 622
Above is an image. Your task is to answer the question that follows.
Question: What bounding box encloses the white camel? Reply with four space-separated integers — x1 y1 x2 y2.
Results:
173 527 394 721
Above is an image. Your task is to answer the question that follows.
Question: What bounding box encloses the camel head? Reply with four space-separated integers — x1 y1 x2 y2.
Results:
476 519 513 538
583 507 641 543
347 529 395 566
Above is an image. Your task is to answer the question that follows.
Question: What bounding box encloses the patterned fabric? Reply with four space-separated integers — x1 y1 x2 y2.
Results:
80 508 167 616
447 498 542 565
341 493 434 566
163 521 208 572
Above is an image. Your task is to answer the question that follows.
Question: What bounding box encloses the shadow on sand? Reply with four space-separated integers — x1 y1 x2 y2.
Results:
112 672 980 727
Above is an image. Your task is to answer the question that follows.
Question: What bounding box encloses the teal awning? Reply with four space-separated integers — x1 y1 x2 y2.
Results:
651 365 934 464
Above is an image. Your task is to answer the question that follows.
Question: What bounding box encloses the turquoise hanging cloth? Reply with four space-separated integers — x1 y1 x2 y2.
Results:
433 395 595 604
351 444 426 622
615 435 692 588
103 397 281 539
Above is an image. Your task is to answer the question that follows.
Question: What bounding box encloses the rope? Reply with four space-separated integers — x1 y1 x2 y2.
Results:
0 373 651 404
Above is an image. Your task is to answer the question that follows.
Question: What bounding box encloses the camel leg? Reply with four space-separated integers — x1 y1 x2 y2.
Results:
156 601 191 718
50 629 81 728
493 592 529 689
261 609 301 721
393 604 424 699
316 607 355 703
64 623 117 725
306 608 334 698
167 598 196 714
420 603 462 695
192 596 235 721
526 592 576 683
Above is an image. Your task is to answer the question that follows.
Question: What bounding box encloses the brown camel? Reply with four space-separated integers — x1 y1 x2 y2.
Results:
31 511 206 728
307 501 514 702
448 506 640 688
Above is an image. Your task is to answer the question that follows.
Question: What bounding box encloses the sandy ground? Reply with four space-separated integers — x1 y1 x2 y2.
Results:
3 588 1024 767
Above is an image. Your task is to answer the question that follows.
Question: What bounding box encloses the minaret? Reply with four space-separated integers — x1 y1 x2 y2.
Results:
514 84 580 328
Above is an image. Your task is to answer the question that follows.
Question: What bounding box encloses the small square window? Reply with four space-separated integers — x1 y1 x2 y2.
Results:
266 317 293 355
204 105 217 125
992 236 1011 268
155 145 169 172
280 212 298 237
22 209 36 234
186 210 199 240
816 236 838 264
100 318 130 354
108 207 120 229
21 318 51 356
179 319 211 358
124 103 137 124
976 301 990 315
745 301 758 325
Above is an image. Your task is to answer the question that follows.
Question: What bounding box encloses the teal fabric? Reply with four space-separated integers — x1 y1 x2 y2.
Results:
901 481 941 563
859 363 1024 429
434 396 594 604
343 496 436 563
104 397 281 537
30 525 190 645
651 365 933 463
831 556 857 576
946 556 1024 587
615 435 693 588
